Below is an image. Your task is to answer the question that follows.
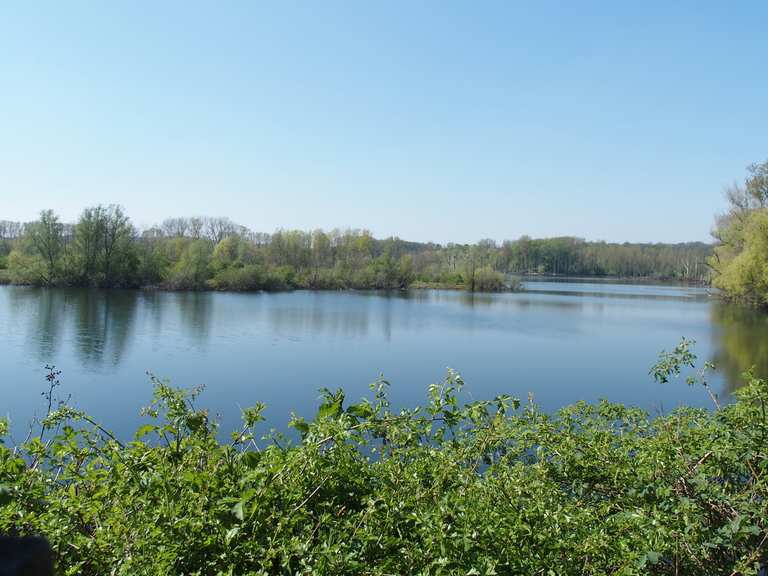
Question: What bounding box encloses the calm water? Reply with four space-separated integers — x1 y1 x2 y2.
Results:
2 283 768 439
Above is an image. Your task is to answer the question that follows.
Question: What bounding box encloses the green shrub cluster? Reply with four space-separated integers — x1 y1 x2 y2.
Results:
470 266 507 292
1 342 767 575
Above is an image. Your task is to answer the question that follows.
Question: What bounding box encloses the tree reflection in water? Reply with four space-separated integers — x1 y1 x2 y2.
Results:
711 301 768 395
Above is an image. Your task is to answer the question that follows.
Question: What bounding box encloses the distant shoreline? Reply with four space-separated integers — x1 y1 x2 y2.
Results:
0 274 710 294
514 273 711 287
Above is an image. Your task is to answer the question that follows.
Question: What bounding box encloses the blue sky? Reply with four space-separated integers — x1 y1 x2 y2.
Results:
1 1 766 244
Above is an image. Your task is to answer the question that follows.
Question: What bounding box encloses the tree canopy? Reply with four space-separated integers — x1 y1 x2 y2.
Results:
709 159 768 306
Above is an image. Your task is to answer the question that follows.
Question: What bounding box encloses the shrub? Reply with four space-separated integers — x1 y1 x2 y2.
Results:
164 240 213 290
1 342 767 575
6 250 47 286
210 264 269 291
471 266 506 292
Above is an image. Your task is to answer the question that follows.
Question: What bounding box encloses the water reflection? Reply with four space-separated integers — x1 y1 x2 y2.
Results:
141 290 167 333
5 288 139 368
74 290 138 368
174 292 212 347
14 289 66 361
4 284 768 438
266 293 370 339
523 287 709 302
711 301 768 394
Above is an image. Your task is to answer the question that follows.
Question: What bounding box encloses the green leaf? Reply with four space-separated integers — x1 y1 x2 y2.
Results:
347 402 373 419
317 390 344 420
225 527 240 544
231 501 244 522
241 451 260 469
645 551 661 565
135 424 157 439
289 417 309 437
242 404 265 427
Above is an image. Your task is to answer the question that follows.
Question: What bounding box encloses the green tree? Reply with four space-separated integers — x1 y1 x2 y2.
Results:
462 245 480 291
72 206 104 282
70 205 136 286
101 205 135 286
709 160 768 306
210 236 241 272
6 250 47 285
711 209 768 305
24 209 64 285
168 240 213 289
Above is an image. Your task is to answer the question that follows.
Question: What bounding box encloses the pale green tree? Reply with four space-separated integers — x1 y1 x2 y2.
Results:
26 209 64 285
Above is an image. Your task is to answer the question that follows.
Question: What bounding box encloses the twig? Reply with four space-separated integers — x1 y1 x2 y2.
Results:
729 531 768 576
292 477 328 514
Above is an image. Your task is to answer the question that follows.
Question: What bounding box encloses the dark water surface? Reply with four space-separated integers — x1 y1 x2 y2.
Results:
2 283 767 439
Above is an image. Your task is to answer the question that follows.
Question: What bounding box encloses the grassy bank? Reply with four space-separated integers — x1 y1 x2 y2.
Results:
1 341 767 575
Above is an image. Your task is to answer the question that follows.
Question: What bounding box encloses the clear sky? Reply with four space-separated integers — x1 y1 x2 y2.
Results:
1 1 766 244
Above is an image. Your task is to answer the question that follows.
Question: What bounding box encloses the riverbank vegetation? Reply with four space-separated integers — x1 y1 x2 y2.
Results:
0 208 710 293
1 342 766 575
709 160 768 307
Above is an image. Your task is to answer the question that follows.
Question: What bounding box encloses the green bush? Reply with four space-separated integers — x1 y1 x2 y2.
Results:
305 268 346 290
266 265 296 291
210 264 270 291
1 341 767 575
6 250 48 286
471 266 506 292
164 240 214 290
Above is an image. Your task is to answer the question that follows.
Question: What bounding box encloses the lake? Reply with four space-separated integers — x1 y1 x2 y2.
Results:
2 282 767 440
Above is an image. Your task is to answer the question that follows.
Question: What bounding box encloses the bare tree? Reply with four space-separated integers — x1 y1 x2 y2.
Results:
189 218 204 239
0 220 24 240
161 218 190 238
746 160 768 207
203 217 238 243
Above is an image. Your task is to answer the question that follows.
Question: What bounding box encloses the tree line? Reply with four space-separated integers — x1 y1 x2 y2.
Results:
0 207 711 292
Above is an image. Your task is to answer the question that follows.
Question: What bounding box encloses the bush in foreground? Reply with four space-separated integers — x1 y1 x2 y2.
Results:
1 342 767 575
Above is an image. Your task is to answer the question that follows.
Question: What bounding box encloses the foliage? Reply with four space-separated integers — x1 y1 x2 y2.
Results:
6 250 48 285
468 266 506 292
165 240 214 290
711 209 768 306
2 344 768 575
25 209 65 286
6 205 138 288
492 237 710 280
709 160 768 307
